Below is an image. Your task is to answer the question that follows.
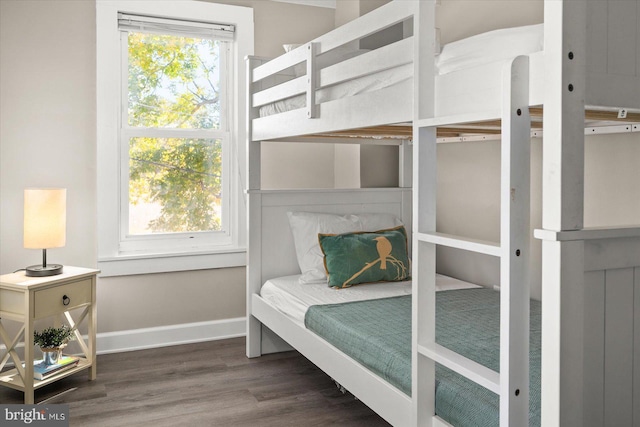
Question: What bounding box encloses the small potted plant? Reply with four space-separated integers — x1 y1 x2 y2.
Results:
34 326 75 365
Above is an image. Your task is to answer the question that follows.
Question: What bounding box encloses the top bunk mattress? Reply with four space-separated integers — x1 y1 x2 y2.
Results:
260 273 479 323
435 23 543 75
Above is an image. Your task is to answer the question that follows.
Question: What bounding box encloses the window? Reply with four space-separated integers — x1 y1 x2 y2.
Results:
120 14 233 251
97 1 253 276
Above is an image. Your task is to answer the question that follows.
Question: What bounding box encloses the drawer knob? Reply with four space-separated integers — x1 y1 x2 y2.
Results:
62 295 71 306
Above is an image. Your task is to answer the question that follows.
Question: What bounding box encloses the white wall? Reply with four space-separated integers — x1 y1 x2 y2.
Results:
0 0 335 353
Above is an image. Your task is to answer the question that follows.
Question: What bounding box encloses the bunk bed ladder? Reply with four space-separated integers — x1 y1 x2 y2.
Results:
412 9 532 421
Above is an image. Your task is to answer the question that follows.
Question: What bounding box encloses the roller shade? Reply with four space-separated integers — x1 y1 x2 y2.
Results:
118 13 235 40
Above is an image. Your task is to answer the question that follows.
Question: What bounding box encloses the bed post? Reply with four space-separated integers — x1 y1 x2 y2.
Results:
540 0 587 425
499 55 531 426
412 1 437 426
246 55 263 358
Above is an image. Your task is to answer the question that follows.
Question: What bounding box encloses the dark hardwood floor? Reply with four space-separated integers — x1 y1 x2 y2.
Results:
0 338 390 426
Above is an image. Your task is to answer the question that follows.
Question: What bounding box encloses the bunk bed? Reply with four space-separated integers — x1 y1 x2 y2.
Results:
246 1 640 426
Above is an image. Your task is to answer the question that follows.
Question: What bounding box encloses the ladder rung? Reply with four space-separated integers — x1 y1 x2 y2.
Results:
416 232 501 257
418 343 501 395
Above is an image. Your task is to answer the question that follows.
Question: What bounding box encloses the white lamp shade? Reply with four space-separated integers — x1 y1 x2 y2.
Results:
24 188 67 249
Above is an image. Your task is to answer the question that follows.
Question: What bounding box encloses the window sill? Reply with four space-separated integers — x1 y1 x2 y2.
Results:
98 248 246 277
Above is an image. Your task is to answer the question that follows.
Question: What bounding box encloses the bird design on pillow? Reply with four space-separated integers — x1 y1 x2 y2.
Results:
342 236 407 286
375 236 392 270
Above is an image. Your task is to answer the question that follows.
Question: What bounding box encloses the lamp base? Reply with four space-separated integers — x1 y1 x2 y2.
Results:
25 264 63 277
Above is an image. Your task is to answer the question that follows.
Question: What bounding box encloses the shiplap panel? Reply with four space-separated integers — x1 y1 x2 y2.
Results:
607 0 639 76
583 270 605 427
604 268 635 426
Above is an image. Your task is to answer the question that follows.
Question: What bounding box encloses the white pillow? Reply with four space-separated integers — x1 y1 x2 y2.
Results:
287 211 403 284
436 23 543 75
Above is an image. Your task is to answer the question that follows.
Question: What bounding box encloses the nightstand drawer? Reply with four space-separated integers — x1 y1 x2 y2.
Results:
34 278 92 318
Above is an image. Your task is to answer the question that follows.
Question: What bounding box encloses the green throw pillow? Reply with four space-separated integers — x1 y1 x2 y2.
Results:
319 226 411 288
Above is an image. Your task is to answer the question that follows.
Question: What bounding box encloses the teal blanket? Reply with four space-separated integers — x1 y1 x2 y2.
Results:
304 288 541 427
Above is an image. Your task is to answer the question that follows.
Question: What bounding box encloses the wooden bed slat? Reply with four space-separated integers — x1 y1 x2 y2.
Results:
289 107 636 141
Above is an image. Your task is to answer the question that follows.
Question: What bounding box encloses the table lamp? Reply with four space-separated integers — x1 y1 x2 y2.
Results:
23 188 66 277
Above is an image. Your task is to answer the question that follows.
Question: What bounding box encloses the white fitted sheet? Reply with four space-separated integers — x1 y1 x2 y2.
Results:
260 274 480 323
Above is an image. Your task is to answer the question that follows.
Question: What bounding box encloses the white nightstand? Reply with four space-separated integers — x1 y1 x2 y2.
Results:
0 266 99 403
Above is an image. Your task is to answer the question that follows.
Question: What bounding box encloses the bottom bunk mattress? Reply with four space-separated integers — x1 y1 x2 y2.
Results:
304 288 541 427
260 274 476 323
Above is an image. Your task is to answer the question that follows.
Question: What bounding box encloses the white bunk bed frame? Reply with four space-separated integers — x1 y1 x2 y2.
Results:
247 1 640 426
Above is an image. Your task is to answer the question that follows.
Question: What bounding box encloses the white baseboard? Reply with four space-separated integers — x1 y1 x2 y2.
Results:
0 318 246 363
96 317 246 355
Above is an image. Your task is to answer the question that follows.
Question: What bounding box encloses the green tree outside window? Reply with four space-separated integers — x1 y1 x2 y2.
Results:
126 32 225 234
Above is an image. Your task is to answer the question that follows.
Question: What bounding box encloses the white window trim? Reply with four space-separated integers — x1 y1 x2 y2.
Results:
97 0 253 277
